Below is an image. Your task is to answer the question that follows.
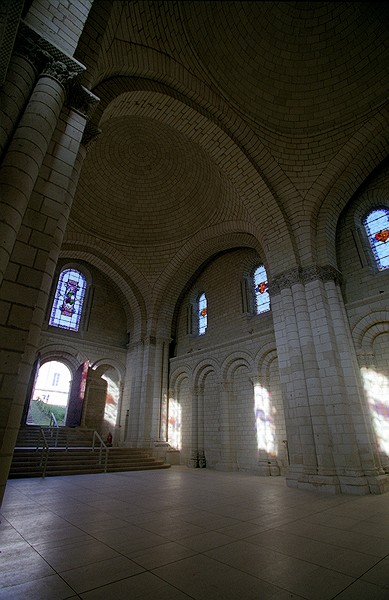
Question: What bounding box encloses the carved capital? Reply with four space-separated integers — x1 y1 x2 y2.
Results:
270 265 342 295
14 34 52 73
16 22 85 76
42 59 79 88
66 81 100 118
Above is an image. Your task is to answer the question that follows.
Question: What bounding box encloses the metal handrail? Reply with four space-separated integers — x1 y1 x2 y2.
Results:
92 430 109 472
49 413 60 447
37 428 50 478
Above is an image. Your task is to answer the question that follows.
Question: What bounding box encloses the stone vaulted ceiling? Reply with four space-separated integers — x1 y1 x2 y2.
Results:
69 0 389 281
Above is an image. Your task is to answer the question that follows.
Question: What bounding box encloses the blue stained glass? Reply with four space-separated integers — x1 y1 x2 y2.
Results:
198 292 207 335
49 269 87 331
365 209 389 270
254 265 270 314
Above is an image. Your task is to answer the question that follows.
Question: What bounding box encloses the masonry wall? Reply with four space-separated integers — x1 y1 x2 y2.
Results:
25 0 93 56
170 248 288 474
337 164 389 471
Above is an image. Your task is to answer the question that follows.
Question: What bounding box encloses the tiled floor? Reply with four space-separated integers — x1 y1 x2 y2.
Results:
1 467 389 599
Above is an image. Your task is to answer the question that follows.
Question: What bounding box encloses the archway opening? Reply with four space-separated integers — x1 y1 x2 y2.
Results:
27 361 72 426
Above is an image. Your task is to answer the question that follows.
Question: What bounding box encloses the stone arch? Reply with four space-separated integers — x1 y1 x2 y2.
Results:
37 344 87 373
221 352 253 382
170 365 192 391
193 358 220 389
60 239 148 340
91 358 125 382
154 228 265 338
352 312 389 352
254 345 279 380
312 112 389 268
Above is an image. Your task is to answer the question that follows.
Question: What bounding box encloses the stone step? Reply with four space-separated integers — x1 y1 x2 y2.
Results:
9 446 171 478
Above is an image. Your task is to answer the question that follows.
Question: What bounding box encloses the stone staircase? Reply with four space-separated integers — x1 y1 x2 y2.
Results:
9 426 171 478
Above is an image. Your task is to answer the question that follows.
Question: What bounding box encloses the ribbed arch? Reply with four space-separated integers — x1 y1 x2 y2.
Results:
170 366 192 391
221 352 253 382
351 313 389 353
193 359 220 389
254 346 279 381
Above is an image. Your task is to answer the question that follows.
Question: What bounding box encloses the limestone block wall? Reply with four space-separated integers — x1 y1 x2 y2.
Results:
24 0 93 57
170 248 288 474
337 164 389 473
34 259 128 440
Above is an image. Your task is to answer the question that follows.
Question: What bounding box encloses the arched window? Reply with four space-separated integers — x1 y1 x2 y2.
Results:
364 208 389 270
253 265 270 314
198 292 208 335
49 268 87 331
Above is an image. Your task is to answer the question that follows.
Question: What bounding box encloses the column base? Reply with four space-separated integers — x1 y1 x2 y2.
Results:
287 470 389 495
286 472 341 494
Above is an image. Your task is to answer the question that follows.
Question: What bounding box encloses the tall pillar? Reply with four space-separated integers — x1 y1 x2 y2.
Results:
271 273 320 484
151 336 170 442
0 66 83 287
137 336 157 447
0 44 37 158
122 340 144 446
216 380 238 471
0 78 98 508
271 265 389 495
197 383 206 467
188 384 199 467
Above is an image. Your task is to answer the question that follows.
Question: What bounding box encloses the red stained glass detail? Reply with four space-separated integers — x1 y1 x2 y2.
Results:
200 308 208 317
375 229 389 243
257 281 268 294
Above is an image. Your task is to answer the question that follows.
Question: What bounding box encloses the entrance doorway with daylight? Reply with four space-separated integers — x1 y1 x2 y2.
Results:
27 360 72 426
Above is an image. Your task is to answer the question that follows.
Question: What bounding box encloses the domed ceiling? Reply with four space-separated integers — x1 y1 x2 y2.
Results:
72 115 224 246
181 1 388 133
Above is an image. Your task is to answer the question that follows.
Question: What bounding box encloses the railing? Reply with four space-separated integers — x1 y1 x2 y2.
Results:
27 426 109 476
37 428 50 478
49 413 60 447
92 430 109 472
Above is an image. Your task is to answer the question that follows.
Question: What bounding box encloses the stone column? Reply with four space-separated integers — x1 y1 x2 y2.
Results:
198 383 206 468
151 336 170 442
0 78 98 508
122 340 144 447
270 265 389 495
0 42 37 158
0 57 79 285
271 273 320 486
216 380 237 471
188 384 199 467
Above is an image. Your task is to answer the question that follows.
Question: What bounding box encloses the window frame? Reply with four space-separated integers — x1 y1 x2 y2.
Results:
363 207 389 271
198 291 208 335
48 264 91 333
252 264 270 315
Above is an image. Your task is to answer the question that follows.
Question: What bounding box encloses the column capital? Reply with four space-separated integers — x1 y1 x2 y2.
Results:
66 82 100 118
15 22 85 77
269 265 342 295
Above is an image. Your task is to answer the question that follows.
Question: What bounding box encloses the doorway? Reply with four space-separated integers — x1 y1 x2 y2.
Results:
27 360 72 426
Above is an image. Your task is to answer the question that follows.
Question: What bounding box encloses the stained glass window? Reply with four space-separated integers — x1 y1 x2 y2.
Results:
198 292 207 335
253 265 270 314
364 208 389 270
49 268 87 331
